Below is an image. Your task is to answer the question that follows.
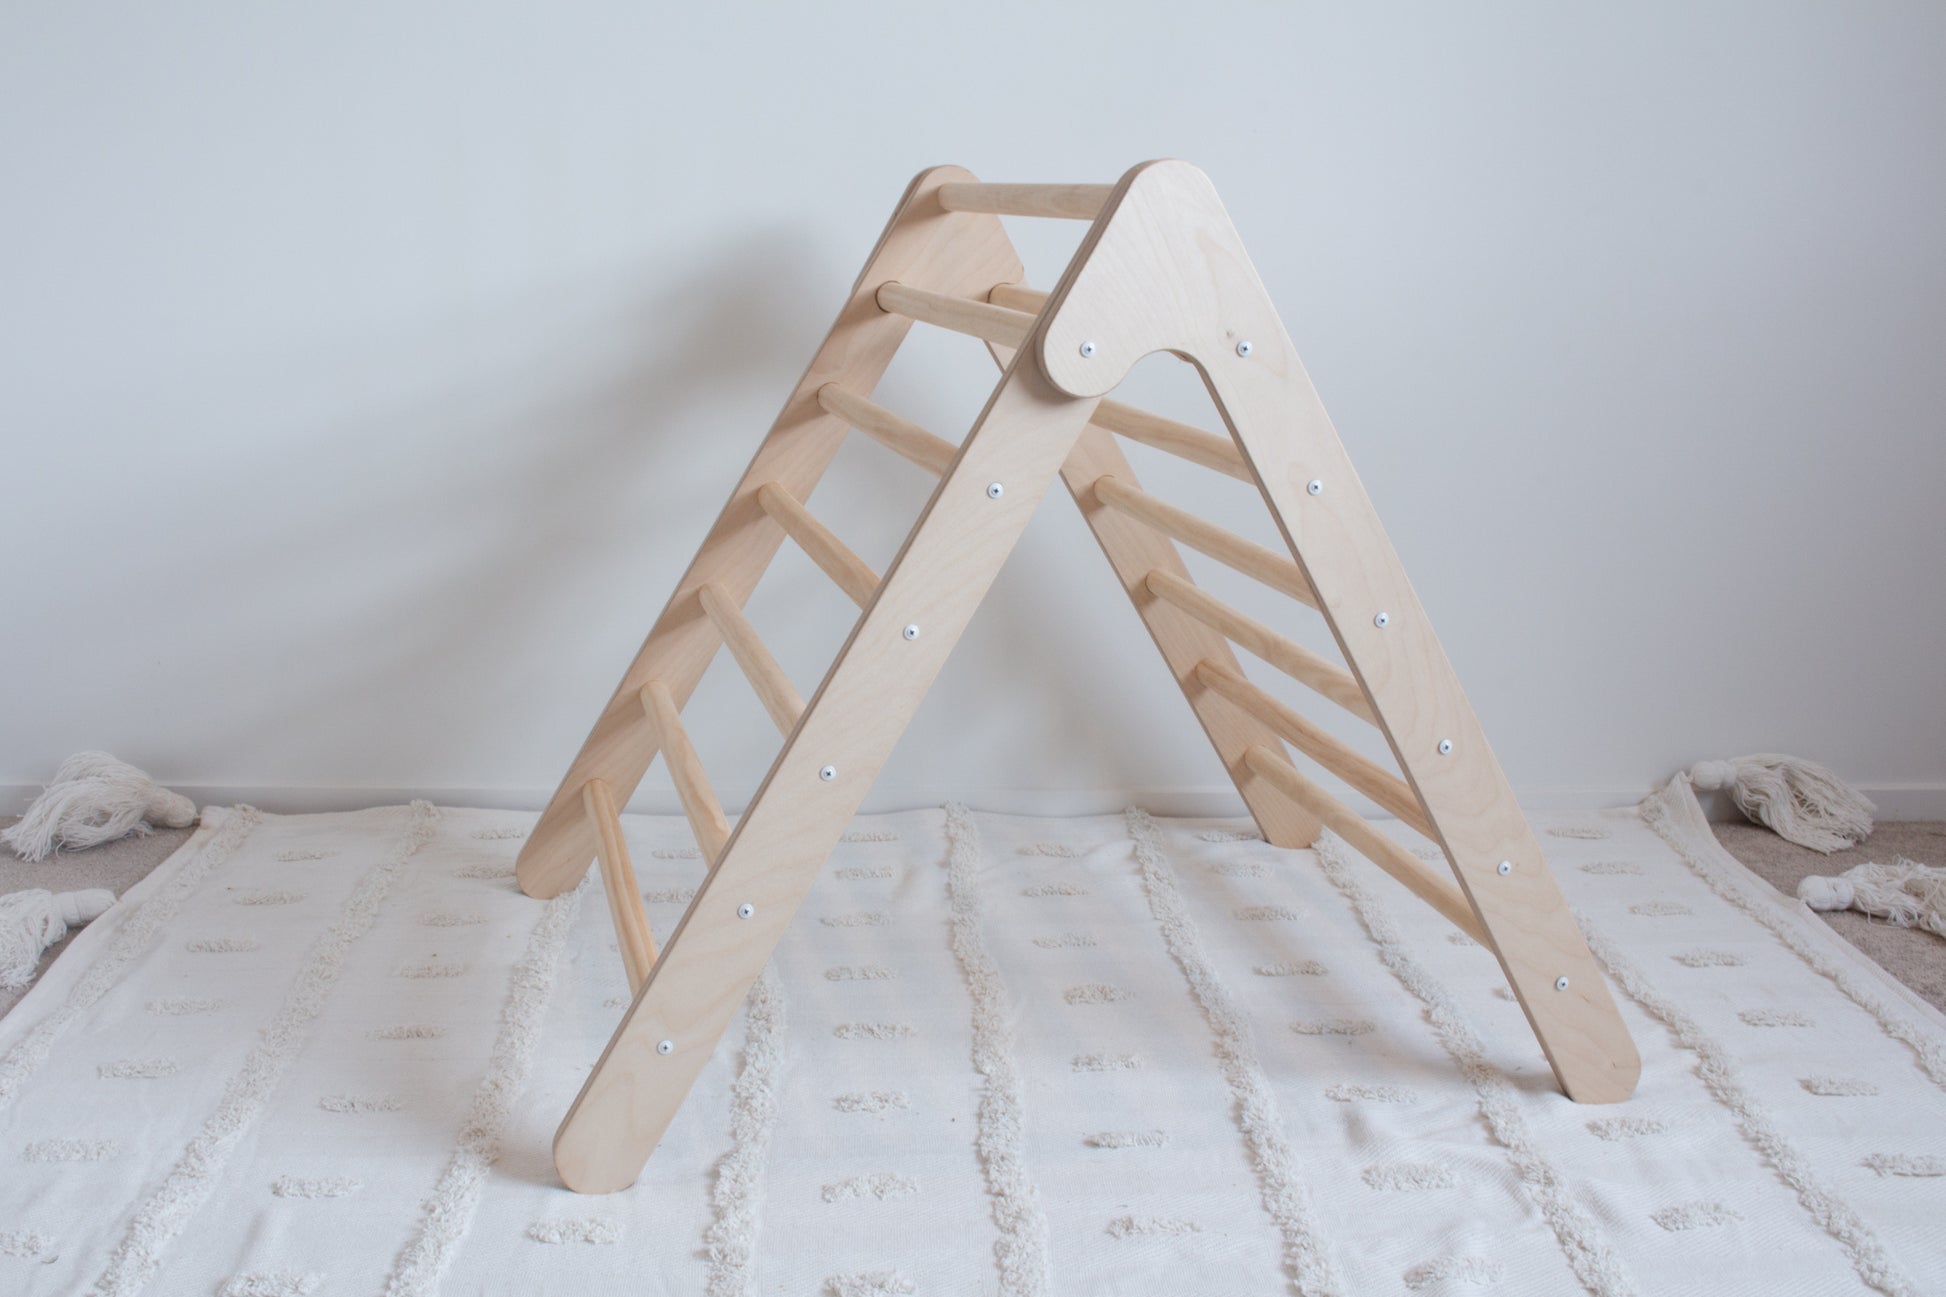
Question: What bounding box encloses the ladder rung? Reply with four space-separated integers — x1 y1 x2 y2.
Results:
1195 659 1432 838
817 384 958 476
1146 570 1373 723
637 680 732 864
1092 475 1317 609
1092 400 1251 482
988 282 1048 314
936 182 1113 220
698 584 804 736
1241 746 1485 943
581 778 657 991
755 481 881 608
876 282 1035 348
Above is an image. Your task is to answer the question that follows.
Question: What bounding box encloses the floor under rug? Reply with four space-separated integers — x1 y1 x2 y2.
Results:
0 802 1941 1295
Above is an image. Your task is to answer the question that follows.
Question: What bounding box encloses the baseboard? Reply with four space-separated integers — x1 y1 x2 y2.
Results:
1689 784 1946 823
6 781 1941 824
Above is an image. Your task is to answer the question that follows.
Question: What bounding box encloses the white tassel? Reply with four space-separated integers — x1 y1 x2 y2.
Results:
1799 859 1946 938
1688 753 1875 854
1 752 197 862
0 888 115 988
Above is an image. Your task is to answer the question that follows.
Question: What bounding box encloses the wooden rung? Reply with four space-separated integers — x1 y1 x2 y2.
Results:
1092 474 1318 609
1146 569 1374 723
817 384 958 476
936 182 1113 220
1241 746 1486 944
581 778 657 991
987 282 1048 315
1195 659 1433 837
875 281 1035 348
754 481 881 608
1091 400 1251 482
637 679 732 864
698 583 804 736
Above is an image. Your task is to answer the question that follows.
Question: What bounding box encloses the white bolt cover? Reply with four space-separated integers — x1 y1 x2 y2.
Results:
1374 612 1391 628
737 902 755 919
1497 860 1513 876
1235 340 1253 357
1307 479 1323 495
986 482 1004 499
819 765 838 782
657 1038 674 1054
1555 976 1571 991
902 624 920 641
1079 340 1097 358
1438 739 1455 755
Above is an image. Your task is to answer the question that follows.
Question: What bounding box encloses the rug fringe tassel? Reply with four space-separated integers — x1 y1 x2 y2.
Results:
3 752 197 861
1800 860 1946 938
1686 754 1875 854
0 888 114 988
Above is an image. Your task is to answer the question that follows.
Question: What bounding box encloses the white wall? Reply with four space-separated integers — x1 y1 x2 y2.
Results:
4 2 1942 818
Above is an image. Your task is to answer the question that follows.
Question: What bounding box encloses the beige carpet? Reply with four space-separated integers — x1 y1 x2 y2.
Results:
0 819 196 1017
2 811 1942 1016
1711 819 1946 1012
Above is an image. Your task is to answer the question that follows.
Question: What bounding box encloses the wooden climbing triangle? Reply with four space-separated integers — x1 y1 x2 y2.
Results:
514 161 1641 1193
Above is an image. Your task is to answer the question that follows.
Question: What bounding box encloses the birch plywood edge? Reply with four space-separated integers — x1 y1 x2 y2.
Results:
1034 160 1639 1103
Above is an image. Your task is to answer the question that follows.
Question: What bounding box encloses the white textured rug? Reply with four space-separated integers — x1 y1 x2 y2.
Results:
1 791 1943 1296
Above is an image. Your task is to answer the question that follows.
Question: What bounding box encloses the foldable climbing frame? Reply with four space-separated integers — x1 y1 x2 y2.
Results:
516 161 1642 1193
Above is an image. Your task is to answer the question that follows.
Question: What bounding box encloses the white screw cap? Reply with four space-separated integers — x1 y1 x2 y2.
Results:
902 624 920 641
1235 340 1253 357
986 482 1004 499
819 765 838 782
737 902 755 919
657 1038 674 1054
1079 340 1097 358
1497 859 1513 876
1374 612 1390 628
1437 739 1455 755
1307 479 1323 496
1554 976 1571 992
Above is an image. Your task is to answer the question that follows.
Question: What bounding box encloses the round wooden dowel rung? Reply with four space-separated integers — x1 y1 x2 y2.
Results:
698 584 805 736
582 778 658 991
637 680 732 864
1240 746 1484 943
1092 400 1251 482
875 281 1036 348
1091 474 1318 609
817 384 959 476
937 182 1113 220
755 481 881 609
1196 658 1430 837
1145 569 1371 723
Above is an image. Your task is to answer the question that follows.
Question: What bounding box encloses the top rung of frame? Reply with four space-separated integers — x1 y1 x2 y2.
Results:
936 182 1112 220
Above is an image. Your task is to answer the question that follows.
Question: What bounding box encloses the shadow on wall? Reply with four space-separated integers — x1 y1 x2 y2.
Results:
94 231 829 791
31 226 1284 807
